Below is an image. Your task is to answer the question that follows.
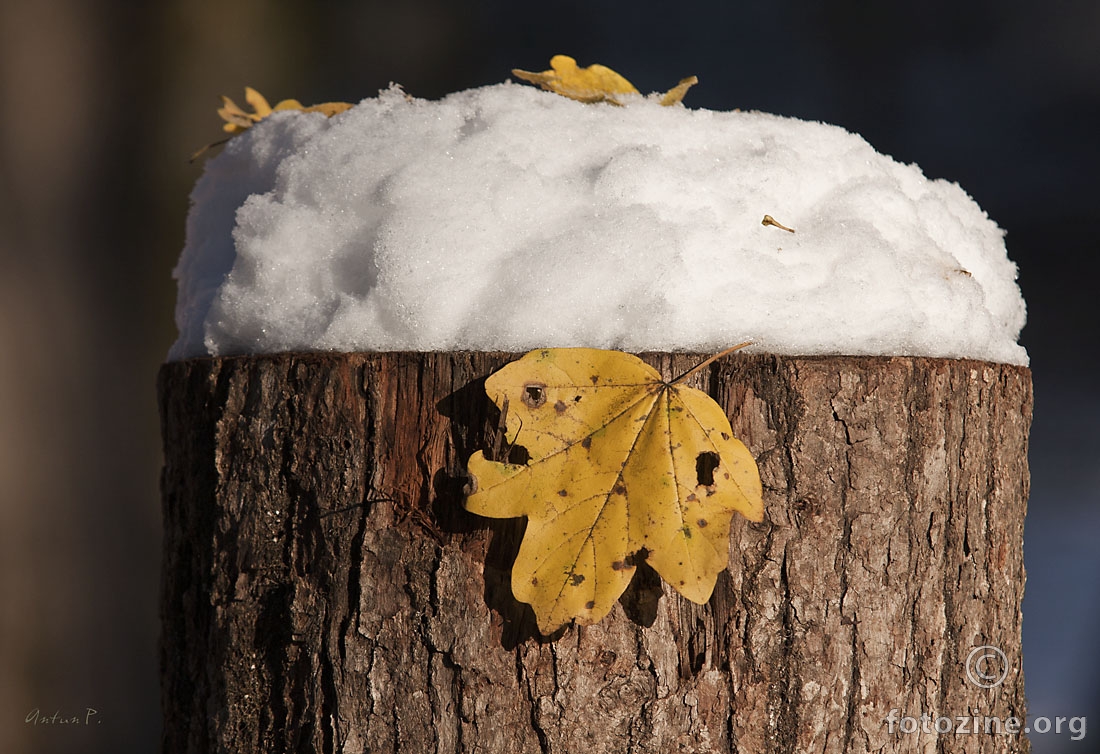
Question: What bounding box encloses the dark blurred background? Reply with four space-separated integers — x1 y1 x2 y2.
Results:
0 1 1096 752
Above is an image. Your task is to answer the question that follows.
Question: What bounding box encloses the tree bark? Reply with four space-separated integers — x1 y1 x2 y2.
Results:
157 352 1032 754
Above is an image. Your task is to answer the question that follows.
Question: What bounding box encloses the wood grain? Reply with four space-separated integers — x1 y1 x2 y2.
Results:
158 352 1032 753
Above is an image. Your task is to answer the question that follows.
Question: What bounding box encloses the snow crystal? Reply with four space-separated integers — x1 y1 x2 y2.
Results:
169 82 1027 365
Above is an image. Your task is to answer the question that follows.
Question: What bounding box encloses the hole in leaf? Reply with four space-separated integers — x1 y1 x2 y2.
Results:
696 452 720 486
507 444 530 465
522 383 547 408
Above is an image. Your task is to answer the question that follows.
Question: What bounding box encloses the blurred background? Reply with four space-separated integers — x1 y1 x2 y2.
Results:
0 0 1096 752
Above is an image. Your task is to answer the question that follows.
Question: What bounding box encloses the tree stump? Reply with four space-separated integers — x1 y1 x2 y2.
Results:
157 352 1032 754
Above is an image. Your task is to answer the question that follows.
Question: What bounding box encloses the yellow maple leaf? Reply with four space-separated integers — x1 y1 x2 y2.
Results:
512 55 697 106
465 347 763 634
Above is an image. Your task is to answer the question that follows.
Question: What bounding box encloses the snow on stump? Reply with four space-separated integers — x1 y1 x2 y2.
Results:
159 83 1032 752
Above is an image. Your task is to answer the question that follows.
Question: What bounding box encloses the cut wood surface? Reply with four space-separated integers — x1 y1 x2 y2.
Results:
157 352 1032 754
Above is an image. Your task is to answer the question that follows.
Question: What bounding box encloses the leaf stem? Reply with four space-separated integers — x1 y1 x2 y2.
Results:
670 341 753 385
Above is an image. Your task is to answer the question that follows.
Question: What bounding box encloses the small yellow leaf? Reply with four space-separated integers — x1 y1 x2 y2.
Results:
513 55 698 107
196 87 354 161
217 88 351 134
303 101 354 117
513 54 639 104
244 86 273 117
217 96 256 133
272 98 305 112
465 348 763 634
659 75 699 107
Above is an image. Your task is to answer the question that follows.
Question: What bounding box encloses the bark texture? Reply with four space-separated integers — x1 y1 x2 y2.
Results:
158 352 1032 754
